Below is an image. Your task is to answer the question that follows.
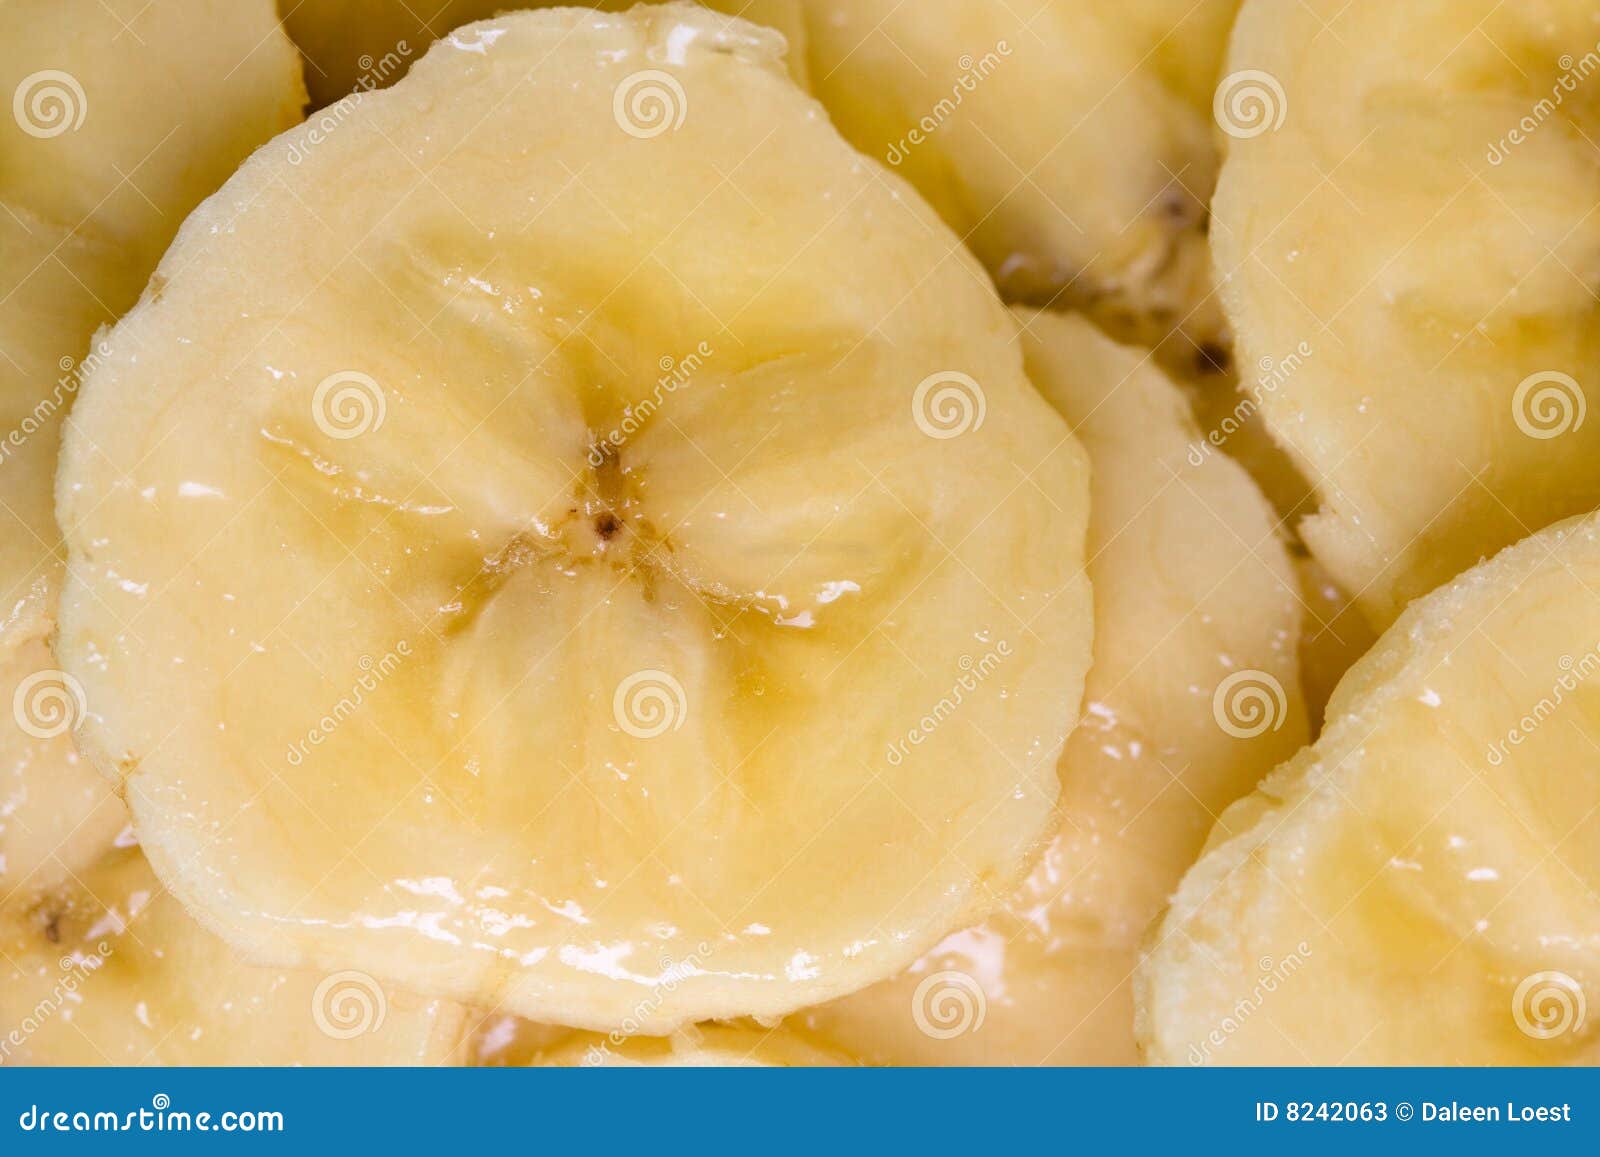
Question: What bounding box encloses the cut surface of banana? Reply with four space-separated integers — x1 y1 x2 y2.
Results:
1213 0 1600 625
56 5 1093 1034
801 0 1239 376
282 0 809 106
509 1024 849 1067
0 0 305 645
802 310 1305 1064
0 845 467 1065
0 636 126 895
1137 513 1600 1065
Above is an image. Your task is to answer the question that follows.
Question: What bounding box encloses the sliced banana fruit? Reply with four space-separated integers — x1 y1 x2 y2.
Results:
0 845 467 1064
1214 0 1600 624
282 0 809 106
1294 555 1378 732
801 0 1239 375
1137 513 1600 1065
0 0 305 644
490 1023 849 1067
801 311 1305 1064
0 636 126 894
56 6 1093 1034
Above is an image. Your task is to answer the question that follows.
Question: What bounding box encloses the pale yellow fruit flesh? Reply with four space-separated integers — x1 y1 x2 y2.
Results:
802 310 1305 1064
0 636 126 895
1214 0 1600 625
56 6 1093 1033
0 0 305 642
483 1022 849 1067
801 0 1239 374
1137 512 1600 1064
281 0 810 106
1 845 467 1064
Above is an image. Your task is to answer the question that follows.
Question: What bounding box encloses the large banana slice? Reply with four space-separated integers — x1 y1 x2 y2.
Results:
0 636 126 894
1213 0 1600 624
0 0 305 644
801 311 1305 1064
800 0 1239 375
1137 513 1600 1065
281 0 809 106
56 5 1093 1033
1 845 467 1064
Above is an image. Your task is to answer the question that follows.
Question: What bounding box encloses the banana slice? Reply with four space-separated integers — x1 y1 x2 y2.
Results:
1214 0 1600 624
0 845 467 1064
801 311 1305 1064
282 0 809 106
482 1023 848 1066
56 6 1093 1033
1138 513 1600 1065
0 636 126 894
0 0 305 644
800 0 1239 375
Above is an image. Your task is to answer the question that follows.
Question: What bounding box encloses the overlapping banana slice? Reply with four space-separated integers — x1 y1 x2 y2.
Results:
800 0 1239 375
1213 0 1600 625
55 5 1093 1033
0 636 125 893
1137 513 1600 1064
1 845 467 1064
801 311 1305 1064
0 0 305 644
282 0 809 106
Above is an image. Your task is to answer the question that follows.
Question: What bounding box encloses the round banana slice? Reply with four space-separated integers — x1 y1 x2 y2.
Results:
1214 0 1600 625
801 0 1239 375
801 311 1305 1064
0 0 305 644
56 6 1093 1033
0 846 467 1064
0 636 126 894
283 0 809 107
1138 513 1600 1065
